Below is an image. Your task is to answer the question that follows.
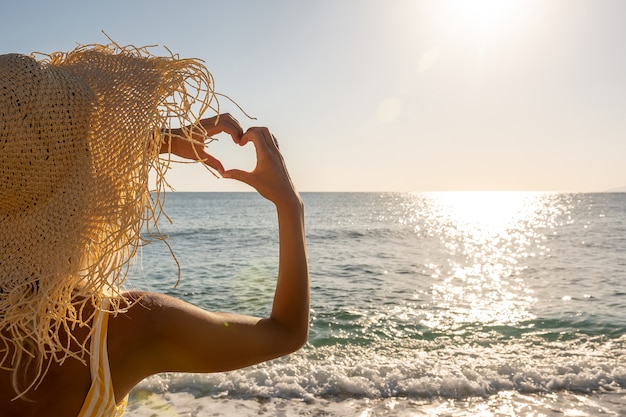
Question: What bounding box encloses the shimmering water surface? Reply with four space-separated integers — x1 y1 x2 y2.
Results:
126 192 626 416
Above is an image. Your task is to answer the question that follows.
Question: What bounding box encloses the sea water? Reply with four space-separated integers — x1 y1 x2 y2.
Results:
124 192 626 416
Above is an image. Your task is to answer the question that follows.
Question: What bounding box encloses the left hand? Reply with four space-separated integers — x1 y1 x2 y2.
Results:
161 113 243 173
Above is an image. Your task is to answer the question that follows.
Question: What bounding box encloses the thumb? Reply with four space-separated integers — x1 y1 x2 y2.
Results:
221 168 252 185
202 154 225 174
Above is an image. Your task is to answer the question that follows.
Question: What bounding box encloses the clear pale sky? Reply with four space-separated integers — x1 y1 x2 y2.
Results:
2 0 625 192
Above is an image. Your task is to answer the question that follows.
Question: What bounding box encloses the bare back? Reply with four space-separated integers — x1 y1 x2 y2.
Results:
0 303 95 417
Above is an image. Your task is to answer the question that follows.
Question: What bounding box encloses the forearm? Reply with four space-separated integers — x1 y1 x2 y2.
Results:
217 125 309 350
270 194 310 348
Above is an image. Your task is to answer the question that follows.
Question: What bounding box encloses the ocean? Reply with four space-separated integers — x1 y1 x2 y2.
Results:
124 192 626 416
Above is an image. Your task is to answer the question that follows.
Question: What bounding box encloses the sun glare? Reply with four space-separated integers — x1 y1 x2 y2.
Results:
429 0 528 55
427 191 540 236
417 192 551 329
440 0 522 32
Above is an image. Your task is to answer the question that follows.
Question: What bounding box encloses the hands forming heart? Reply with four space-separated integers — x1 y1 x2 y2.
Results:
162 113 298 206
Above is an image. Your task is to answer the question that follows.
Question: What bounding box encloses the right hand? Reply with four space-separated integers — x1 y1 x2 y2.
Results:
220 127 300 207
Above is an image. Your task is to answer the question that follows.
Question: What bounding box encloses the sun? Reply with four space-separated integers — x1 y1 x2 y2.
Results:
432 0 526 49
440 0 522 32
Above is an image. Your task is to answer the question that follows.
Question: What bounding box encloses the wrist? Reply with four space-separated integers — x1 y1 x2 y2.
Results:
275 193 304 216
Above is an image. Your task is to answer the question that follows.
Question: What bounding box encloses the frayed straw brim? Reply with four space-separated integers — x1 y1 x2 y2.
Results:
0 42 218 396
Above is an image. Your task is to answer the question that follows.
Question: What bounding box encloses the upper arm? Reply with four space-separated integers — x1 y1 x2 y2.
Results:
108 292 302 396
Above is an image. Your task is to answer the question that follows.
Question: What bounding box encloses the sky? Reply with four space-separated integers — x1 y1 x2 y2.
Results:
2 0 625 192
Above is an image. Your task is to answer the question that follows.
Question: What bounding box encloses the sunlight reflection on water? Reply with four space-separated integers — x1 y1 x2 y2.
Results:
408 192 571 330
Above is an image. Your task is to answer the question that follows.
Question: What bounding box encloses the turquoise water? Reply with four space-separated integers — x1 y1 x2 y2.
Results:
125 192 626 416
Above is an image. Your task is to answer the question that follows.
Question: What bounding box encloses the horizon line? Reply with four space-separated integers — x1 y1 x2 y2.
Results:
161 189 626 194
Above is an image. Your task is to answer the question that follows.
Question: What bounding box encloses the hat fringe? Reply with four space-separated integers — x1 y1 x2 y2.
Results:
1 41 219 398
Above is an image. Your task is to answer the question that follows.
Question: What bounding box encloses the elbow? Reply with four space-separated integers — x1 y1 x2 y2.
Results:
270 318 310 356
281 321 309 355
290 326 309 353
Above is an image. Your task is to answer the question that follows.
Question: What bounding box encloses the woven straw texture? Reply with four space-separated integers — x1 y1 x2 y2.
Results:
0 43 217 395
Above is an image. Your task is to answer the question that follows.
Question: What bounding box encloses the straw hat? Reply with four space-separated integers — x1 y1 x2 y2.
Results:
0 42 217 394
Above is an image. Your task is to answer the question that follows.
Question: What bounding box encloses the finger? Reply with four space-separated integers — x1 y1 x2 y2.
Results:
193 117 228 142
271 134 279 150
259 128 279 153
221 168 250 184
226 123 244 144
200 153 225 174
202 114 244 144
238 129 257 147
219 114 244 143
241 127 273 149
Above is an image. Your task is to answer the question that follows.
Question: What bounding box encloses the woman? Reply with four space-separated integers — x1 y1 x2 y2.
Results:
0 43 309 416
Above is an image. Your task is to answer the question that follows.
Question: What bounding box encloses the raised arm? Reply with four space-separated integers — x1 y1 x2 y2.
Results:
108 126 309 400
222 127 309 347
